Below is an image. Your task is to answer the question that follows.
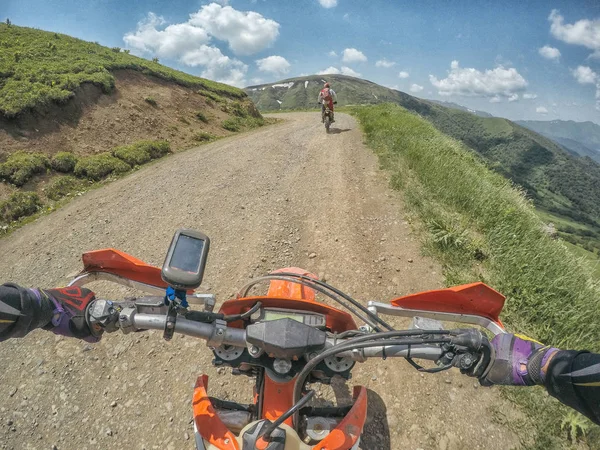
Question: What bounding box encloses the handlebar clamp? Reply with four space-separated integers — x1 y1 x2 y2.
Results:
207 319 228 347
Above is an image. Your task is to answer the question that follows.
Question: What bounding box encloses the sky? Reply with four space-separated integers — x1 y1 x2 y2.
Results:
3 0 600 123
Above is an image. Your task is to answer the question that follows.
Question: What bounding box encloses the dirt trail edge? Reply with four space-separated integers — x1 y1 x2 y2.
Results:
0 113 521 450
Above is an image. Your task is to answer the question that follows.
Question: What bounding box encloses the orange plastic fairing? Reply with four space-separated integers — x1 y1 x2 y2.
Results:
193 375 240 450
261 376 296 426
391 282 505 327
219 297 357 332
267 267 318 302
312 386 367 450
81 249 168 289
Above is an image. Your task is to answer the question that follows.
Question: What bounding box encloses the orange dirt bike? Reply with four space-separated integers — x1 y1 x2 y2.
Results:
320 101 337 133
70 229 506 449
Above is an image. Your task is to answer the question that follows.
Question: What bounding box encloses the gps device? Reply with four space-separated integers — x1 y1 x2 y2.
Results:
161 229 210 289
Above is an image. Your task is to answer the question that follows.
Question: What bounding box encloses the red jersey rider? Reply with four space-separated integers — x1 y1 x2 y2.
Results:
318 82 338 123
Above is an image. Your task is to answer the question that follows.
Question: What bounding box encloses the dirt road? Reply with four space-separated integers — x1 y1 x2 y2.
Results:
0 113 521 449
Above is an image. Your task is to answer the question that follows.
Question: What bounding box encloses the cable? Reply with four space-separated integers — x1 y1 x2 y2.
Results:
239 274 394 332
223 301 262 322
272 272 395 332
289 330 452 425
239 275 384 331
262 390 315 439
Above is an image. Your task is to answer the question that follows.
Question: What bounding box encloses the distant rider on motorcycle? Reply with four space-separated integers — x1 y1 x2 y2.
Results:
318 82 338 123
0 283 599 426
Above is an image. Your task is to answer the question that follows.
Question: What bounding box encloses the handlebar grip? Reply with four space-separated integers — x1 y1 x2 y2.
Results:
337 344 444 361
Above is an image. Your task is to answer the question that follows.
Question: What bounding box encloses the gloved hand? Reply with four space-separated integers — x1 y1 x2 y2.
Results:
480 333 559 386
35 287 100 342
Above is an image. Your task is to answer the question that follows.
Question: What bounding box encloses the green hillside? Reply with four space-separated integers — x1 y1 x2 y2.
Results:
517 119 600 151
247 75 600 256
0 23 245 117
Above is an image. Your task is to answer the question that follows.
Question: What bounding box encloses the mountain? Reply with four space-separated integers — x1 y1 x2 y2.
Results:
429 100 493 118
516 120 600 162
246 75 600 249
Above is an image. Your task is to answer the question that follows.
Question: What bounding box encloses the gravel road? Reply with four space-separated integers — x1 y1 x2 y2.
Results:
0 113 521 449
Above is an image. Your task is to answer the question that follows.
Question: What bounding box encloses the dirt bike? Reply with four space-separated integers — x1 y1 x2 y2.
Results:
69 229 506 449
320 101 337 133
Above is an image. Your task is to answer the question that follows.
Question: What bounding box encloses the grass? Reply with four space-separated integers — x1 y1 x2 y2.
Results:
0 191 42 223
351 103 600 449
74 153 131 180
0 151 49 186
193 131 216 142
45 175 81 201
50 151 78 173
0 23 246 117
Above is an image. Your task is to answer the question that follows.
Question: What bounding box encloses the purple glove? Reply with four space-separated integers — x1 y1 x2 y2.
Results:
481 333 559 386
33 287 100 343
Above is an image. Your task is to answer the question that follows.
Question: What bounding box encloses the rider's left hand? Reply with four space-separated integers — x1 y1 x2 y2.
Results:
479 333 559 386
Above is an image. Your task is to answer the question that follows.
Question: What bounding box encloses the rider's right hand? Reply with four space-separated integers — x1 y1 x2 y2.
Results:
479 333 559 386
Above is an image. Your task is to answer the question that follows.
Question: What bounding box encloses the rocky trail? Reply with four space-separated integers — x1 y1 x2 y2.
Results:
0 113 521 450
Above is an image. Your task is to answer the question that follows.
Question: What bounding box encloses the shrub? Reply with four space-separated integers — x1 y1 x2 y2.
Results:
111 47 121 53
0 151 48 186
198 90 225 103
195 111 209 123
144 96 157 106
193 132 215 142
112 145 151 166
46 175 80 200
74 153 130 180
222 118 241 132
134 140 170 159
50 152 77 173
0 191 42 223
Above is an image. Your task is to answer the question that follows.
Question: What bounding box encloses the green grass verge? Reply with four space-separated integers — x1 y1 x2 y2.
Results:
351 103 600 448
0 24 245 117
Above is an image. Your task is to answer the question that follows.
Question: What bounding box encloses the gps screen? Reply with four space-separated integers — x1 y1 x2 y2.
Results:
170 235 204 273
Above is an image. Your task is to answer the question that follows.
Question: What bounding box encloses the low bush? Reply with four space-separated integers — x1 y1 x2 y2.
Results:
198 90 225 103
0 191 42 223
193 132 215 142
134 140 170 159
222 118 241 132
0 151 48 186
50 152 77 173
46 175 80 200
144 96 157 106
195 111 209 123
74 153 130 180
112 145 151 166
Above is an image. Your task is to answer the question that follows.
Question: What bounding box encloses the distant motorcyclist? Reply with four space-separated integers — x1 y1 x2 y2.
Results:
0 283 599 425
318 82 338 123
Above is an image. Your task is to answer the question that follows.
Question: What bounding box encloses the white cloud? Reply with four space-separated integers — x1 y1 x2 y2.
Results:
489 96 502 103
523 93 537 99
536 106 548 114
317 66 340 75
508 93 519 102
375 59 396 68
189 3 280 55
398 71 410 79
571 66 600 110
328 50 338 57
318 0 337 8
341 66 361 77
316 66 361 77
410 84 424 93
549 9 600 58
124 13 210 58
256 55 291 75
429 60 528 98
342 48 367 63
572 65 597 84
250 77 263 85
538 45 561 61
123 5 280 87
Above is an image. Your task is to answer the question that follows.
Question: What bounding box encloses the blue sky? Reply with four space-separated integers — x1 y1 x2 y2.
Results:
3 0 600 123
